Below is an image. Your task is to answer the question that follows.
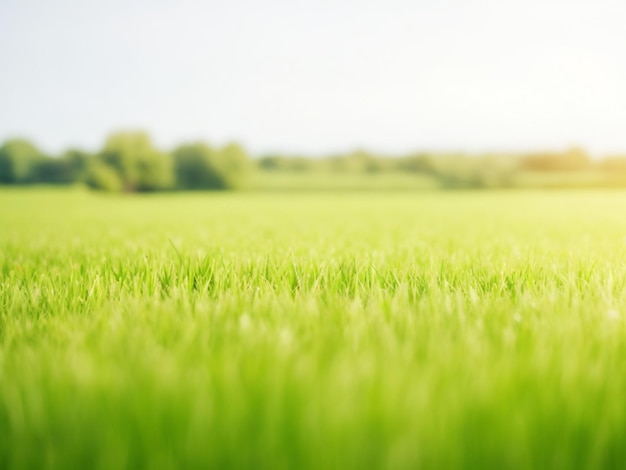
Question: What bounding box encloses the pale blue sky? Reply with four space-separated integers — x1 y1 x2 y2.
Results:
1 0 625 155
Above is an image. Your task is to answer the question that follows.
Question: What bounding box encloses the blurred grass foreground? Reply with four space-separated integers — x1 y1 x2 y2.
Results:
2 189 626 469
3 132 626 192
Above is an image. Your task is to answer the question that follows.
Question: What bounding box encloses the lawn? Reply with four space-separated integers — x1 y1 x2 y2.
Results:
2 188 626 469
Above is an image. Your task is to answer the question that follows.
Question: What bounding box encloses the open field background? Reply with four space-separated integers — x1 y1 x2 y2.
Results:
2 189 626 469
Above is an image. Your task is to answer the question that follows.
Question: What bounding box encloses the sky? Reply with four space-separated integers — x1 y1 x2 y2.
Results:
1 0 626 156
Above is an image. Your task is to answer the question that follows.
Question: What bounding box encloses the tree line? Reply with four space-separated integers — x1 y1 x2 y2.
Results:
0 132 253 192
2 133 626 191
257 147 626 188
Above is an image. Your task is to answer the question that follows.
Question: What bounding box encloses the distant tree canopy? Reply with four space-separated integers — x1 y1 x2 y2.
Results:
520 147 591 172
85 161 122 192
217 143 254 188
173 143 222 190
173 142 252 190
0 139 44 183
2 134 626 191
0 132 254 192
31 149 91 185
100 132 173 191
258 155 315 172
395 153 435 173
254 148 626 189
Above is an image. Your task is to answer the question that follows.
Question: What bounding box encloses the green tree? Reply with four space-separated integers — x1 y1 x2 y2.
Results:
396 153 435 173
173 142 252 190
258 155 286 171
85 161 122 192
0 139 44 184
100 132 173 192
215 143 253 188
62 149 91 181
172 143 225 190
31 149 92 184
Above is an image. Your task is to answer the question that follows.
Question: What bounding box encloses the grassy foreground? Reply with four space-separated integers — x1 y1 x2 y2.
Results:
2 188 626 469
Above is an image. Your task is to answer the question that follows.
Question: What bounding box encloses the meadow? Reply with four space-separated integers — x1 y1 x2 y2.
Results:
2 188 626 469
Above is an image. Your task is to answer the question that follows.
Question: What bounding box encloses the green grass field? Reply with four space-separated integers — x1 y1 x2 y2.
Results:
2 188 626 469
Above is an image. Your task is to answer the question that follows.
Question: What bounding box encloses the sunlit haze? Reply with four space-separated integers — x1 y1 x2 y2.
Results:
1 0 625 155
